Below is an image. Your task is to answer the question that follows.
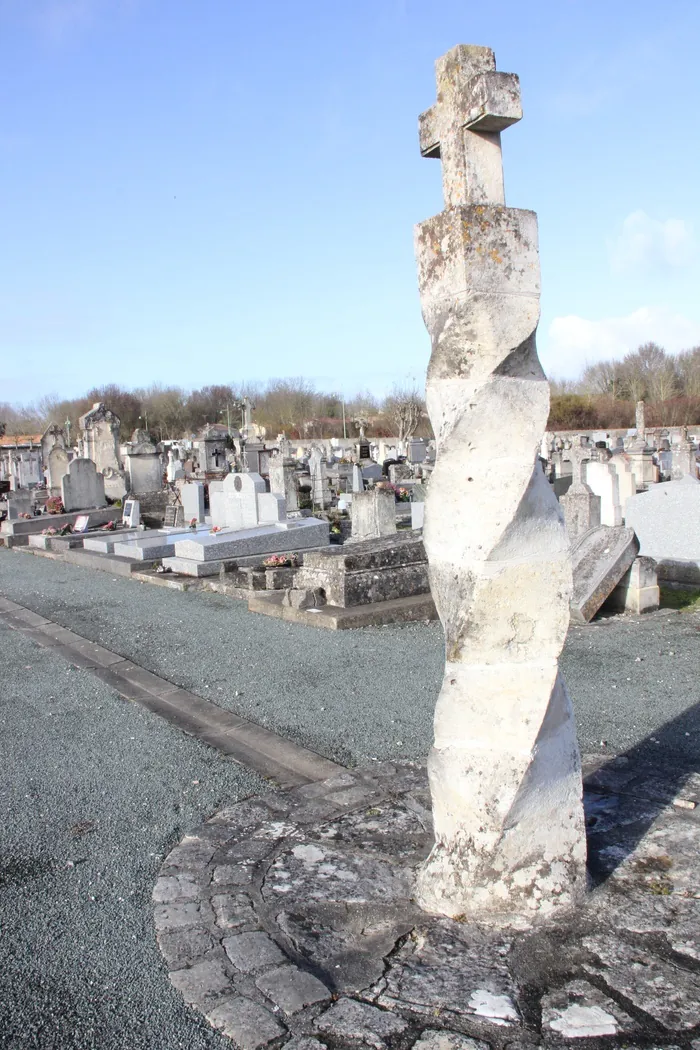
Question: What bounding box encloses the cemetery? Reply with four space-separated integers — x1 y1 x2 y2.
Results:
2 19 700 1050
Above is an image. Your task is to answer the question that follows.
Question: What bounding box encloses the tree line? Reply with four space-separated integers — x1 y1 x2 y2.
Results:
0 379 431 444
548 342 700 430
4 342 700 442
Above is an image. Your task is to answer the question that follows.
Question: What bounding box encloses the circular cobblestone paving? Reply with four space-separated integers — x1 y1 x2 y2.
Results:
154 760 700 1049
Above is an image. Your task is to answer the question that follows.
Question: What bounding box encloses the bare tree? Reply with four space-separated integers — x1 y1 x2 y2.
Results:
384 385 425 447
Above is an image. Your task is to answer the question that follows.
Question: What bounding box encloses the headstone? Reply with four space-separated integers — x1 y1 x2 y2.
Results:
122 499 140 528
350 489 396 542
408 439 426 463
126 451 163 494
269 451 298 512
309 446 331 509
164 505 185 528
671 428 698 480
166 449 185 483
609 453 637 514
569 525 639 623
208 480 226 527
605 556 659 615
624 476 700 562
413 45 586 924
583 450 621 527
223 472 266 529
61 458 106 512
47 446 70 496
351 464 364 493
559 437 601 542
257 492 286 523
182 481 205 524
411 501 425 530
78 403 122 474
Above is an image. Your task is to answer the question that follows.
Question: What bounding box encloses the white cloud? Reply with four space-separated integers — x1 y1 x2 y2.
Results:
608 211 696 274
544 306 700 379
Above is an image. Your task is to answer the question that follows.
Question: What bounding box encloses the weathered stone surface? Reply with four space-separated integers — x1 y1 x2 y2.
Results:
152 874 206 902
377 922 519 1026
295 533 429 608
284 1041 327 1050
625 475 700 562
211 893 257 930
350 489 397 541
223 931 286 972
169 959 232 1005
604 555 659 614
153 899 214 931
156 760 700 1045
583 935 700 1029
541 979 637 1038
414 44 586 924
263 842 414 904
570 525 639 623
315 998 408 1048
61 458 106 512
206 996 287 1048
412 1034 489 1050
255 964 330 1014
156 927 216 969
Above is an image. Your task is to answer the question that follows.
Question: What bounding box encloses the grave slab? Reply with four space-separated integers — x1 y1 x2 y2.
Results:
570 525 639 623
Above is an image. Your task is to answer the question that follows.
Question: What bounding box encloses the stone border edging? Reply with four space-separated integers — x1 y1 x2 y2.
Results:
0 595 343 789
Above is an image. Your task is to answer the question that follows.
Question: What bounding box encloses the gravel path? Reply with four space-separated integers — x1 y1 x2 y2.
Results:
0 618 268 1050
1 548 699 768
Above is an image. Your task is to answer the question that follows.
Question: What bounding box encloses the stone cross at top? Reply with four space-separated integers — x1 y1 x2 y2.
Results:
568 435 593 490
419 44 522 208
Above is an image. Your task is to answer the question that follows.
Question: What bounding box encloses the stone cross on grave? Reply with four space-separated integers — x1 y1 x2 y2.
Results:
419 44 522 208
568 436 594 491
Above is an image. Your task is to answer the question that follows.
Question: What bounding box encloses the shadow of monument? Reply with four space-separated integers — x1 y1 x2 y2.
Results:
583 699 700 886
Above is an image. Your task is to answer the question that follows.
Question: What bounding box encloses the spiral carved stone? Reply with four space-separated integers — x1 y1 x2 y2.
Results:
414 47 587 926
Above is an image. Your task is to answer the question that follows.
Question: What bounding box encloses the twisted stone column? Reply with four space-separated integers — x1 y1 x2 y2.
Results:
415 45 587 926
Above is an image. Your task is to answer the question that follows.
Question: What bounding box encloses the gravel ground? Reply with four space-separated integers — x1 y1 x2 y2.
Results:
0 618 268 1050
1 548 699 768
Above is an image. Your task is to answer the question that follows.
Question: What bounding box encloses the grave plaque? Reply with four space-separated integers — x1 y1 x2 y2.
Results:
163 505 184 528
73 514 90 533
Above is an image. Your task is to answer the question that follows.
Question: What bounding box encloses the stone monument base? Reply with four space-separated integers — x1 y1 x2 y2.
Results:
155 757 700 1048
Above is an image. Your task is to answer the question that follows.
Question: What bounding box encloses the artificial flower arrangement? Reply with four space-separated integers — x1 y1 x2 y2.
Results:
210 525 222 533
45 496 64 514
100 520 117 531
189 517 198 529
262 553 299 568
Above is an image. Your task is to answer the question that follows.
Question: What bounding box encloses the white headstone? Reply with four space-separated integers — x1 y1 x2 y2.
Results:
223 472 266 530
182 481 205 524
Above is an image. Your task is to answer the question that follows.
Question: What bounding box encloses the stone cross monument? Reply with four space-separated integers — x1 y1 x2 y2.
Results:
414 45 587 926
560 436 601 542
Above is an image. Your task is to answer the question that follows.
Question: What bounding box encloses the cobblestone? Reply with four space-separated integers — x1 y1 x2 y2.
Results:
206 996 287 1049
155 759 700 1048
223 931 287 973
255 965 331 1015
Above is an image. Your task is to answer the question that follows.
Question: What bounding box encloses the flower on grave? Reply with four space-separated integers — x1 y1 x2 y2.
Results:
210 525 222 533
101 520 116 531
397 487 411 502
58 524 73 535
20 512 33 519
189 517 198 529
330 523 341 534
262 553 298 568
46 496 64 515
42 526 58 535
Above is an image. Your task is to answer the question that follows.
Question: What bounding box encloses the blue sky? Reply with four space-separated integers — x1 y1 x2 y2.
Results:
2 0 699 405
